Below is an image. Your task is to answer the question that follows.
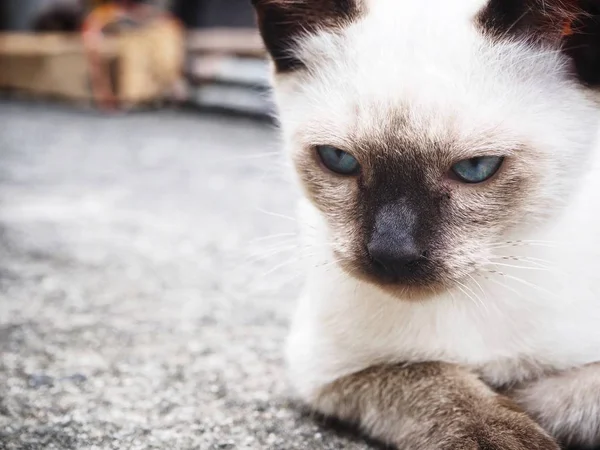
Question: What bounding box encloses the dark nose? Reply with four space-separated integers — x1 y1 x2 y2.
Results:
367 236 424 278
367 202 425 279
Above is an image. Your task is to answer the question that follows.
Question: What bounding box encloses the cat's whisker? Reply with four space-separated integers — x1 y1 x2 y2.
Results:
518 255 556 264
269 268 310 288
488 255 555 268
490 239 561 244
245 237 338 267
488 240 562 249
486 255 570 277
456 282 486 313
215 151 282 163
315 257 345 271
448 286 457 308
486 270 560 299
247 269 307 293
467 273 488 300
255 208 300 222
460 279 488 313
260 255 314 278
249 233 299 244
491 244 600 259
486 261 552 272
247 239 306 253
248 237 335 252
505 240 560 245
255 208 316 230
239 247 321 273
482 275 529 301
243 244 300 263
501 259 557 272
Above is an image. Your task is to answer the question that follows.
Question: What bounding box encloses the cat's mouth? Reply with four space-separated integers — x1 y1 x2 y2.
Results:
335 249 454 300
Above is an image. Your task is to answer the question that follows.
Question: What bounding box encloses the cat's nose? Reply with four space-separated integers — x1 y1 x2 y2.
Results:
367 201 427 280
367 236 424 277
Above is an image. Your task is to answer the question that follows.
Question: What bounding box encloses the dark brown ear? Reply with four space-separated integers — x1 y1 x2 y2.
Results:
251 0 360 73
564 0 600 86
478 0 600 86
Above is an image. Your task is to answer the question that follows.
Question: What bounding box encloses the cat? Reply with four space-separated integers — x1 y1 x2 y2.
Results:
251 0 600 449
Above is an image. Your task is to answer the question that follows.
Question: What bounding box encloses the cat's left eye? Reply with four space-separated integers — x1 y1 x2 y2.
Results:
316 145 361 176
451 156 504 184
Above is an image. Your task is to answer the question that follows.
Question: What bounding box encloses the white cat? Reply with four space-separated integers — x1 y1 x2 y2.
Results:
252 0 600 448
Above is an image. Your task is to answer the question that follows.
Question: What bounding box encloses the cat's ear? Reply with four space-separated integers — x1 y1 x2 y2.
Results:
563 1 600 86
479 0 600 86
251 0 360 73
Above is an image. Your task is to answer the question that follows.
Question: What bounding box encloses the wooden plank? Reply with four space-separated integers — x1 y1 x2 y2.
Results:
0 32 113 101
0 32 117 57
186 28 266 58
0 51 93 100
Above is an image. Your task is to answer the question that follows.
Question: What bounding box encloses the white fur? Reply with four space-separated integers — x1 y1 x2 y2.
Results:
287 185 600 397
272 0 600 441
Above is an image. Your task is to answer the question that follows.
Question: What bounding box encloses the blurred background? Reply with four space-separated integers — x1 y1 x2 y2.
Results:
0 0 273 116
0 2 370 449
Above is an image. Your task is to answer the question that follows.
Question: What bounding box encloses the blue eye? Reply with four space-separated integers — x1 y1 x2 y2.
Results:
317 146 360 175
451 156 504 183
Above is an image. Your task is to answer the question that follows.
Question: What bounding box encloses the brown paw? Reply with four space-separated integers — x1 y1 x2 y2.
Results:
452 398 560 450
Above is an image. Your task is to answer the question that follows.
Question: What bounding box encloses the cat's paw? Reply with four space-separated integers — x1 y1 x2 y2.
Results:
399 400 559 450
449 400 559 450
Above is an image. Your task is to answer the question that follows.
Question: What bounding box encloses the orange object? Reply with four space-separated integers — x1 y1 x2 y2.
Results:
82 5 122 109
81 3 183 111
562 20 574 37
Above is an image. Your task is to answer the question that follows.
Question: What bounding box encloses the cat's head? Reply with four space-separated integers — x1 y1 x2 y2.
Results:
252 0 600 298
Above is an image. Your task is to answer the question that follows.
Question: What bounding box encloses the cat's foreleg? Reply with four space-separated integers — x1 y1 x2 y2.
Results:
310 362 559 450
508 364 600 448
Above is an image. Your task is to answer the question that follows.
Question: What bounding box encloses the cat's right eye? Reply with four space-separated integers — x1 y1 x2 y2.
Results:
316 146 361 176
451 156 504 184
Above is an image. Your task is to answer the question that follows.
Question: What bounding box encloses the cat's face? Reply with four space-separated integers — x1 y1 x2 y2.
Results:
253 0 600 298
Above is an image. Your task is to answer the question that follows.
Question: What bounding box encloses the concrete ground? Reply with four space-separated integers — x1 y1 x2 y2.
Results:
0 102 371 450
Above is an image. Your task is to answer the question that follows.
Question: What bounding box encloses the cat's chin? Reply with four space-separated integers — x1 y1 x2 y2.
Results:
374 283 450 302
337 261 453 302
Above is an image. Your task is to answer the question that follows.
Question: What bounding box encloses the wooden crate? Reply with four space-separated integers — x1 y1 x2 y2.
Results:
0 33 99 101
0 20 184 106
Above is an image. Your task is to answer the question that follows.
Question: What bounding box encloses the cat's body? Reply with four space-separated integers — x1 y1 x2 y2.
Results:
287 168 600 446
252 0 600 448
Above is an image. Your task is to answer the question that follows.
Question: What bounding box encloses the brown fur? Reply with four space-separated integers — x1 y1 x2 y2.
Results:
292 112 543 300
477 0 582 42
314 362 559 449
252 0 363 72
478 0 600 86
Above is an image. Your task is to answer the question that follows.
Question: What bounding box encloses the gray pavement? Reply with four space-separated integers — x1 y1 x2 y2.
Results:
0 102 371 450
